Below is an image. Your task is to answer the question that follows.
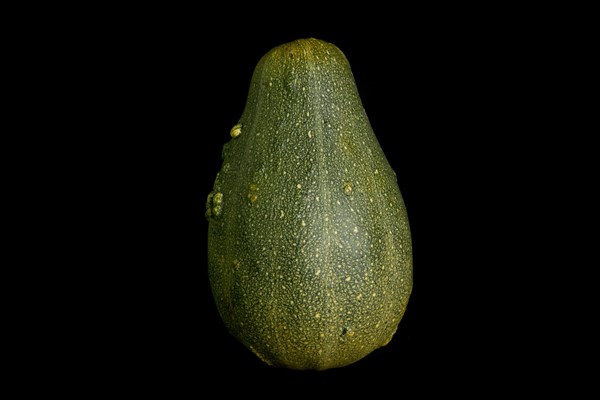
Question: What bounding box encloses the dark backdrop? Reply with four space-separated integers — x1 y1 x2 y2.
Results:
78 13 544 395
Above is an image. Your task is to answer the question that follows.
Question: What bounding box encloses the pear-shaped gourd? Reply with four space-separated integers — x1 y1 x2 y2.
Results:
206 38 412 370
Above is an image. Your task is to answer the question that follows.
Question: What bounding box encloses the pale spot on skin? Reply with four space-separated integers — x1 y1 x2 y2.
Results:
207 191 223 217
248 183 258 204
230 124 242 138
343 181 352 195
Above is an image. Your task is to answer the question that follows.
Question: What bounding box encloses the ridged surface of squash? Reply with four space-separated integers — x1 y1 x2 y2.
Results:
206 38 412 370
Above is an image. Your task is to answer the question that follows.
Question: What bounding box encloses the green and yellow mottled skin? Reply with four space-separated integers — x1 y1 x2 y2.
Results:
206 38 412 370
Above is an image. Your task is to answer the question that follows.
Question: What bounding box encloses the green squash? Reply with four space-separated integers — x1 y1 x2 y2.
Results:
206 38 412 370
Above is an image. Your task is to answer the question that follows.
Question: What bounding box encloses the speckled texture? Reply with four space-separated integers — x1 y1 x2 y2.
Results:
206 38 412 370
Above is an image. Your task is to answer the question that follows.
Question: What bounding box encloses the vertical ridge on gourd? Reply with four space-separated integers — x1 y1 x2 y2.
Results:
206 38 412 370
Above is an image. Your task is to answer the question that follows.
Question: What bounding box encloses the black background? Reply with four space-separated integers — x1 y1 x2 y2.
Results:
57 9 567 395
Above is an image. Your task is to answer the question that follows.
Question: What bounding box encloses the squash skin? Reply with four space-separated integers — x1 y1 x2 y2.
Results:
206 38 412 370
